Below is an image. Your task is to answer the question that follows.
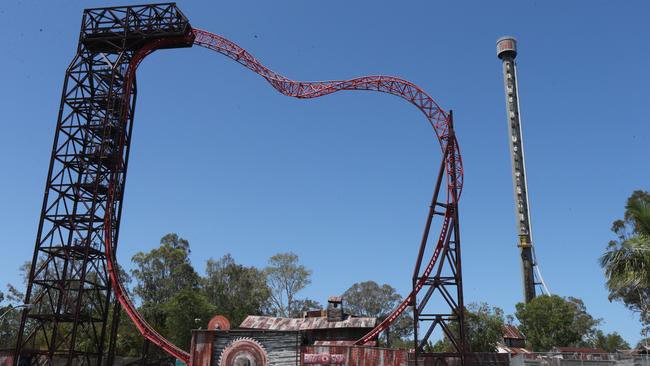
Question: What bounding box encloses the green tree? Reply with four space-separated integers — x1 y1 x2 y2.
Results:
586 330 630 352
290 298 322 318
600 190 650 333
0 290 14 348
129 233 200 360
515 295 600 351
265 252 312 317
163 289 217 350
113 306 144 357
160 233 191 254
203 254 271 326
131 233 199 326
0 262 31 348
0 305 22 349
343 281 412 346
465 303 505 352
343 281 402 318
431 302 505 352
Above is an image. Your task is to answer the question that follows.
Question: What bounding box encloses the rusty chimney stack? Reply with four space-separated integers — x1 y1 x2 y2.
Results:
327 296 344 322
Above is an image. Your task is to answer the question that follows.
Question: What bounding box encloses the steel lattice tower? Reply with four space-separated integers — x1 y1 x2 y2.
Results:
412 112 466 364
14 4 193 365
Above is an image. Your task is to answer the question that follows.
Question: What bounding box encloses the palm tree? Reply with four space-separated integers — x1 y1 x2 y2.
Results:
626 198 650 237
600 192 650 332
600 236 650 291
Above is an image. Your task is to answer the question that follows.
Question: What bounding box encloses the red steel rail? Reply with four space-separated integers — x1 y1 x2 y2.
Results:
104 28 463 364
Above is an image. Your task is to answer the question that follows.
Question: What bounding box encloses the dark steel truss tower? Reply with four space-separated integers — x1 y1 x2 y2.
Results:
412 113 466 364
15 4 193 365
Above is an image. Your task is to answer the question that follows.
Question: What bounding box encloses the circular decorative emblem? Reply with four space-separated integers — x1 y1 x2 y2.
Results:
208 315 231 331
218 337 268 366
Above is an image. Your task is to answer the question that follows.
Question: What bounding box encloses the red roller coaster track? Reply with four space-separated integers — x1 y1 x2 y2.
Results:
104 28 463 364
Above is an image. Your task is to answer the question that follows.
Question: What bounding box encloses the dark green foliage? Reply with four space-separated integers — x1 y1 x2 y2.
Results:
127 233 201 358
601 190 650 334
203 254 271 326
160 233 191 254
342 281 412 346
0 263 31 348
431 302 505 352
0 292 19 348
343 281 402 318
586 330 630 352
113 306 144 357
163 289 217 350
621 191 650 236
515 295 600 351
131 234 200 307
465 303 506 352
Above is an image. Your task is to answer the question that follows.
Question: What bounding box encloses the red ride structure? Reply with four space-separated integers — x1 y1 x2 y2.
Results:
15 3 466 366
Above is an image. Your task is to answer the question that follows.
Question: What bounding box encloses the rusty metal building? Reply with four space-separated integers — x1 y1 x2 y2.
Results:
189 331 409 366
239 315 376 346
190 296 395 365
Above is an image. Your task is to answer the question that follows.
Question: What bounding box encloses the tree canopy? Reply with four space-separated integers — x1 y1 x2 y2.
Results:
160 233 191 254
601 190 650 334
203 254 271 325
515 295 600 351
343 281 402 318
163 289 217 350
0 290 17 348
431 302 505 353
0 262 35 348
587 330 630 352
343 280 412 346
131 235 199 308
265 252 312 317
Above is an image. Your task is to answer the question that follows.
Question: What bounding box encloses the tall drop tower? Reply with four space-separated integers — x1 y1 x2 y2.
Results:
496 36 549 303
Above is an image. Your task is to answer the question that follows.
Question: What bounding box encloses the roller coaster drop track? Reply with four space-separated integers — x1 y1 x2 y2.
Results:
104 28 465 364
16 5 464 364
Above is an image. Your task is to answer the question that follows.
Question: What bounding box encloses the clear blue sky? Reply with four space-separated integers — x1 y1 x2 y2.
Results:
1 0 648 345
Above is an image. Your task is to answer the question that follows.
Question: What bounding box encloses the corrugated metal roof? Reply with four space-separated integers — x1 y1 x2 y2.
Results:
314 340 355 346
496 343 532 354
239 315 376 331
553 347 607 354
312 340 378 347
620 346 650 355
328 296 343 303
502 325 524 340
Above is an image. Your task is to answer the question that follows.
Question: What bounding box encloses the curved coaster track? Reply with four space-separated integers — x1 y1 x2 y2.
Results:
105 28 464 364
15 5 464 365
